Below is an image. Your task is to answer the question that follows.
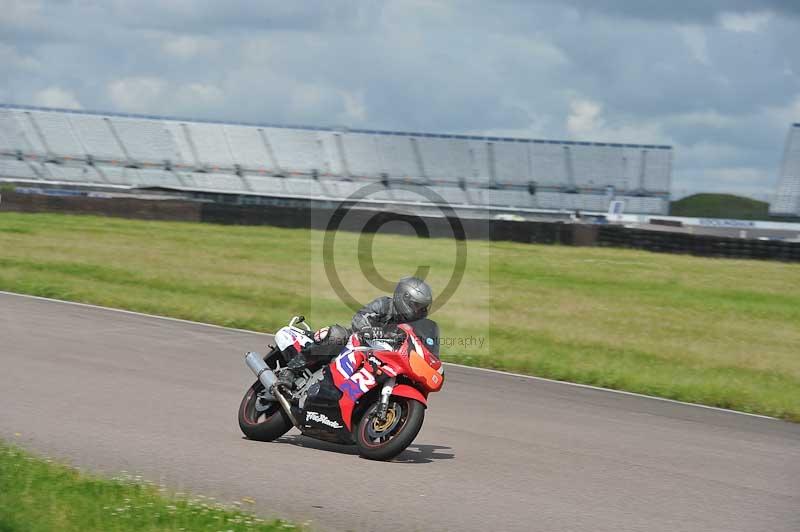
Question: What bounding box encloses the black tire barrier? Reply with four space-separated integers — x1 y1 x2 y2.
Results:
3 191 799 262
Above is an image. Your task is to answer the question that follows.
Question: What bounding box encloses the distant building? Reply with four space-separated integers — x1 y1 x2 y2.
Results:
770 124 800 216
0 103 673 214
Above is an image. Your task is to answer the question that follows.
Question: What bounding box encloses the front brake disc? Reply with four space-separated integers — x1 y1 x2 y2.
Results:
367 403 402 439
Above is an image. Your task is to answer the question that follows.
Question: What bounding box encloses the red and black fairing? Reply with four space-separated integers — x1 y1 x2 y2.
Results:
328 333 377 431
328 319 444 431
296 366 353 444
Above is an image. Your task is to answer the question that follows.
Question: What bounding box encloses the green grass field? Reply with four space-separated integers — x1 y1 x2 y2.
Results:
1 212 799 421
670 193 769 220
0 440 291 531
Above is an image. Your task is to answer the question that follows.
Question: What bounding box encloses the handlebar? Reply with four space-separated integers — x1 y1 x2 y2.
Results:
360 328 406 345
289 315 312 332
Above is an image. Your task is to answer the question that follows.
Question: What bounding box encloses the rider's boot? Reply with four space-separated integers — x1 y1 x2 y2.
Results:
277 324 350 388
277 352 310 388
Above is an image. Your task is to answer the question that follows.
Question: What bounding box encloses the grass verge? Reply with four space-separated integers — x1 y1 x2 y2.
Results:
0 440 292 531
0 212 798 421
669 193 769 219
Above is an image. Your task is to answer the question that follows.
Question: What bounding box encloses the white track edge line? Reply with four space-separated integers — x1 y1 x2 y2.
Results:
0 290 784 422
443 362 780 421
0 290 273 337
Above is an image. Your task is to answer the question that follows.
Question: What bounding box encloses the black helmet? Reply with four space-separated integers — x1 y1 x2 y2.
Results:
393 276 433 322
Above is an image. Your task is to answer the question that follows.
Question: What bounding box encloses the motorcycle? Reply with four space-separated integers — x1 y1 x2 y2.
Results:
238 315 445 461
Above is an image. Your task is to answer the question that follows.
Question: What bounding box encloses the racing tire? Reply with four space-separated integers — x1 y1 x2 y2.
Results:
238 380 293 442
355 397 425 461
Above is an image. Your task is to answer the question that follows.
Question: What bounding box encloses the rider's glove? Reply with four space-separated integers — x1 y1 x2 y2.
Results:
388 327 406 343
360 326 384 341
313 326 330 343
368 356 390 384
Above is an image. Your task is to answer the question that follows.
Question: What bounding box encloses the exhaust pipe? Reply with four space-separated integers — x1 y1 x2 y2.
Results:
245 351 278 389
244 352 300 428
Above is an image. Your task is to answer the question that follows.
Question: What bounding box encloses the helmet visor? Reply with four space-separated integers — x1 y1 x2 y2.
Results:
410 300 430 317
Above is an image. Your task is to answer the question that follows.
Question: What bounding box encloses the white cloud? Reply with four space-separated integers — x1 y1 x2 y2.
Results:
162 35 220 59
107 77 167 112
672 166 775 201
240 36 280 65
567 98 604 136
764 94 800 129
32 87 82 109
496 34 569 67
566 97 669 144
709 167 769 183
669 110 737 128
339 90 367 123
176 82 224 105
0 43 40 71
719 11 772 33
0 0 42 26
677 141 744 166
107 78 224 114
677 25 710 64
1 0 799 200
289 84 326 112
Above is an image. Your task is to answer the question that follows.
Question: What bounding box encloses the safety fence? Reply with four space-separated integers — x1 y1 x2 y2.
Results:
595 225 800 261
2 191 798 261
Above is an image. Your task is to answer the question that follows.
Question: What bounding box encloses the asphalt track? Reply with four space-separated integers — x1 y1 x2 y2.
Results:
1 292 799 532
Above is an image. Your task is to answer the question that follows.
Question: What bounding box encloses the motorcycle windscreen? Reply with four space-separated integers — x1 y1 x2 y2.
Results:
406 318 440 357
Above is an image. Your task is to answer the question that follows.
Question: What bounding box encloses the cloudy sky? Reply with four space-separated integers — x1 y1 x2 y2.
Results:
2 0 799 200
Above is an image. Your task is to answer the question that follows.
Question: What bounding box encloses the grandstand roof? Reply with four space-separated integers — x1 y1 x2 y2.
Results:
0 102 673 151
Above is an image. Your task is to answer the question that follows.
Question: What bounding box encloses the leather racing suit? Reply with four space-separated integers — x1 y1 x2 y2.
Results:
279 296 401 378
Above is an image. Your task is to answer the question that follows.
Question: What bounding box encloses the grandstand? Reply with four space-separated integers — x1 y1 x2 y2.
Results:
0 104 673 214
770 124 800 217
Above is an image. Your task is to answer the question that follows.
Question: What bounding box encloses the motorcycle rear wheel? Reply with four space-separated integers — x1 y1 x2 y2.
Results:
355 397 425 461
238 380 293 442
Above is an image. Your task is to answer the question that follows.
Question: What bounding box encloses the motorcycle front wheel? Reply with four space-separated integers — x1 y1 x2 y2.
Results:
238 380 293 442
355 397 425 461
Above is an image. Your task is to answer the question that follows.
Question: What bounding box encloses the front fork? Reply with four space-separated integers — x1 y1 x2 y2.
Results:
374 377 396 422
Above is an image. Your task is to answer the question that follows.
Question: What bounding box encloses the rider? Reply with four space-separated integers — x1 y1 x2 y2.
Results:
277 276 433 386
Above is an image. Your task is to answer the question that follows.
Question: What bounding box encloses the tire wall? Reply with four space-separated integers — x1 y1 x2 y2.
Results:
2 191 799 262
